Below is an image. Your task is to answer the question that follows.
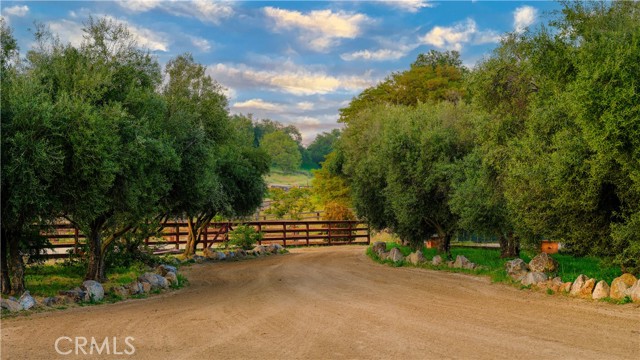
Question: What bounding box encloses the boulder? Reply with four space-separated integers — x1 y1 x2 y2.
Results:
156 264 177 276
164 271 178 285
111 286 130 298
378 251 389 261
592 280 610 300
406 251 426 265
561 282 572 293
389 247 404 262
203 247 219 260
82 280 104 302
521 272 548 286
192 255 205 263
463 262 477 270
505 259 529 281
447 261 455 268
18 290 36 310
548 277 564 292
629 280 640 303
372 241 386 255
528 253 559 273
226 251 236 259
252 245 267 256
1 298 23 312
610 273 638 300
126 282 144 295
267 243 284 254
138 273 169 290
59 288 88 303
42 296 68 307
235 249 247 258
453 255 471 269
431 255 443 266
570 275 595 298
216 251 226 261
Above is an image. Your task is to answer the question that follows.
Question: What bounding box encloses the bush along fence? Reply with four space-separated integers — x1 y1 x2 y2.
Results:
39 220 370 258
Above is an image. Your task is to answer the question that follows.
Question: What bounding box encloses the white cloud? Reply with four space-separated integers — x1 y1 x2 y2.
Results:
190 36 212 52
263 7 369 52
514 6 537 33
341 48 408 61
379 1 433 13
297 102 314 111
419 18 500 52
118 0 233 24
208 61 375 96
232 98 279 111
46 17 169 52
3 5 29 17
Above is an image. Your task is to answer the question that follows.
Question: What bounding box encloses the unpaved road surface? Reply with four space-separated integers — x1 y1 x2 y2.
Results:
2 246 639 359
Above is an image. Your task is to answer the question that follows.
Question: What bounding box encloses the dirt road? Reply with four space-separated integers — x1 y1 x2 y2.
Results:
2 246 639 359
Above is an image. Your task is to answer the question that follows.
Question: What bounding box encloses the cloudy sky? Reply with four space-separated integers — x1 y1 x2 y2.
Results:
2 1 561 144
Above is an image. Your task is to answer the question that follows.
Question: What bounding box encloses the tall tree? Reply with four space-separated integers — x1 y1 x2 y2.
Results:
261 130 302 173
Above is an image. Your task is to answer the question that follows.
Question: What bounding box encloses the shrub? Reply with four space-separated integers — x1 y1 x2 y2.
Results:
228 225 263 250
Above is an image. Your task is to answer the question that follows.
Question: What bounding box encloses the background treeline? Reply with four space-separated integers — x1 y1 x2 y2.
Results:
330 1 639 274
0 18 273 294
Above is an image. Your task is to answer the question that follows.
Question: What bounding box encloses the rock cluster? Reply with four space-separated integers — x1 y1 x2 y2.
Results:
504 254 640 303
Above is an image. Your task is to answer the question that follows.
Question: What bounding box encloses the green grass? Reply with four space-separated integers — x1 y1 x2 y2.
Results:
265 169 313 187
369 240 623 285
25 262 148 297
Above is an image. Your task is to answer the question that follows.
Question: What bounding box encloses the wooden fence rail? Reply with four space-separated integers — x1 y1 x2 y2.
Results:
40 220 370 258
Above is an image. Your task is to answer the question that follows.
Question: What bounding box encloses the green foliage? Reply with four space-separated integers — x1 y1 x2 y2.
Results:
228 225 263 250
311 151 351 207
265 187 313 220
306 129 341 167
261 131 302 173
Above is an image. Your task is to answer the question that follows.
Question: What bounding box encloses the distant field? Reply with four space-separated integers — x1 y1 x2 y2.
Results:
265 169 313 187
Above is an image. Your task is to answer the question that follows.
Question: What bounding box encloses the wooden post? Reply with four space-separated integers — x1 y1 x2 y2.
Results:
366 222 370 244
348 221 353 243
175 224 180 249
328 222 332 245
203 224 208 249
283 222 287 247
74 227 79 254
257 223 262 245
306 223 310 246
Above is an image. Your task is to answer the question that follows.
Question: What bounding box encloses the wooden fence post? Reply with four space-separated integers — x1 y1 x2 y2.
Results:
257 223 262 245
283 222 287 247
306 222 310 246
203 224 208 249
175 223 180 249
366 222 370 244
74 227 79 254
328 222 332 245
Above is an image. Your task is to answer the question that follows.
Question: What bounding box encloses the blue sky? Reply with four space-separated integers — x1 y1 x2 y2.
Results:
1 1 562 144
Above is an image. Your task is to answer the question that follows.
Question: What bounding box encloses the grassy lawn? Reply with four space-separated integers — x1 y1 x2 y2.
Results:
265 169 313 187
369 234 623 285
25 262 149 298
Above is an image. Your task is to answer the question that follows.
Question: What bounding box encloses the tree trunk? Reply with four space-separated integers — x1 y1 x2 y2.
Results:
182 218 197 258
7 235 25 295
499 233 520 258
85 226 106 282
438 233 452 259
1 231 11 294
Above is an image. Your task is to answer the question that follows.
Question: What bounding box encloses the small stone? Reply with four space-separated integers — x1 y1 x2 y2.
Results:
372 242 386 255
235 249 247 258
388 247 404 262
192 255 205 263
126 282 144 295
216 251 226 260
1 298 23 312
610 273 638 300
267 244 284 254
570 275 596 298
42 296 68 307
252 245 267 256
561 282 572 293
406 251 426 265
592 280 610 300
18 290 36 310
156 264 177 276
141 282 152 293
203 247 219 260
521 272 548 286
379 251 389 260
505 259 529 281
138 273 168 290
164 272 178 285
82 280 105 302
528 253 559 273
59 288 88 303
431 255 443 266
453 255 471 269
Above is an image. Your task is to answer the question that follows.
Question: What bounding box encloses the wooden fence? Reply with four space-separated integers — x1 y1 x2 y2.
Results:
40 220 370 258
